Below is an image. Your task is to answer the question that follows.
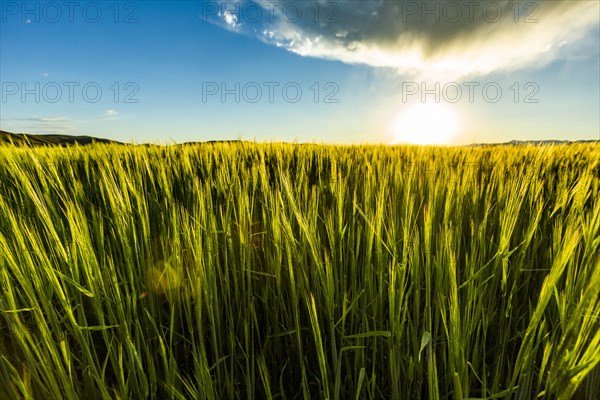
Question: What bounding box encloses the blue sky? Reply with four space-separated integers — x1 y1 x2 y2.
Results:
1 1 598 144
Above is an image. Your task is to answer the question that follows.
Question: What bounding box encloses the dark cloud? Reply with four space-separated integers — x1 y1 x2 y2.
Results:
207 0 599 78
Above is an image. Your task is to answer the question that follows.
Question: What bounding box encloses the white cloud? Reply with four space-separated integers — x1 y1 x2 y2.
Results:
2 116 77 134
104 109 119 120
219 10 239 30
211 0 600 80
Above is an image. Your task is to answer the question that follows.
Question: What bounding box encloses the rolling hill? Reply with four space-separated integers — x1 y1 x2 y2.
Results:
0 130 122 146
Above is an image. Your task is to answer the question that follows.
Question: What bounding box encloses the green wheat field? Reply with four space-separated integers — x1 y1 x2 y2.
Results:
0 142 599 399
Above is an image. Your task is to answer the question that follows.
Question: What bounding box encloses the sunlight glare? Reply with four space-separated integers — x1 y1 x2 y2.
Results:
392 103 460 145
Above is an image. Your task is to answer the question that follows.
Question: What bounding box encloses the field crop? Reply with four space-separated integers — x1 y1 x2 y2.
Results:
0 143 599 399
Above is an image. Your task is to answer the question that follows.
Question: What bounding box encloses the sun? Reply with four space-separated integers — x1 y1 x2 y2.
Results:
391 103 460 145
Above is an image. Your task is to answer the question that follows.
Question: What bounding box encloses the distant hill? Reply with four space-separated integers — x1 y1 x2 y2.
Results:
0 130 245 147
467 139 600 147
0 130 122 147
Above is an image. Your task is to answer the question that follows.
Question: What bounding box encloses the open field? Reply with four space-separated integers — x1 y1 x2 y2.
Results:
0 143 599 399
